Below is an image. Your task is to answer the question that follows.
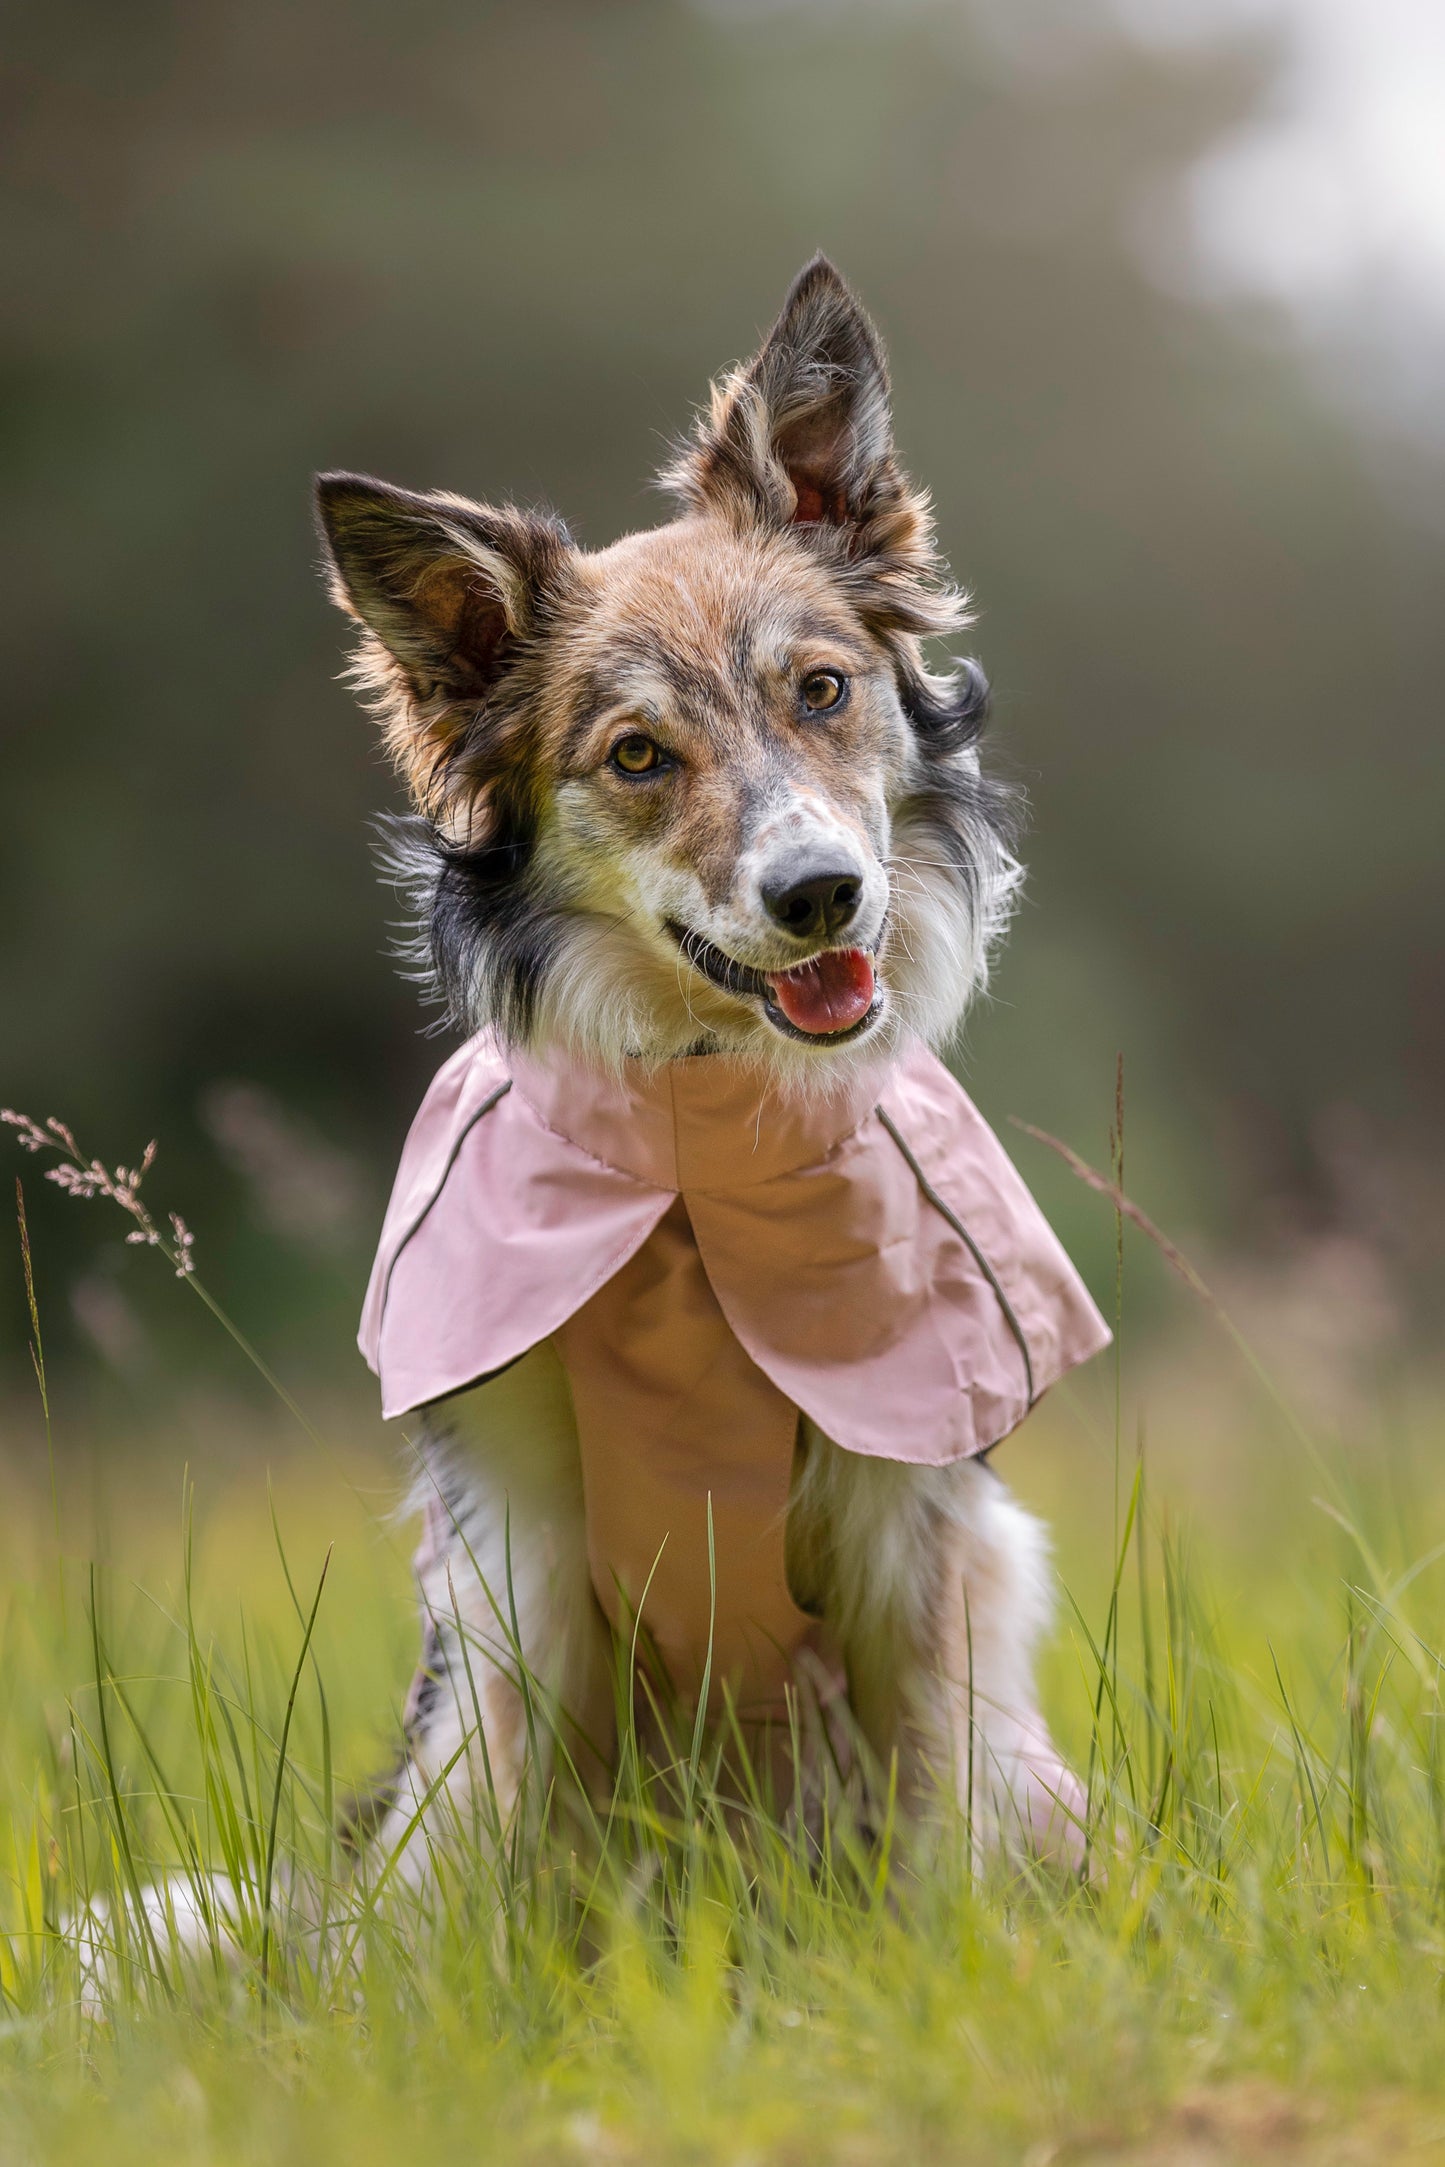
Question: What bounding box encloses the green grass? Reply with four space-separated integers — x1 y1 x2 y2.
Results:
4 1205 1445 2160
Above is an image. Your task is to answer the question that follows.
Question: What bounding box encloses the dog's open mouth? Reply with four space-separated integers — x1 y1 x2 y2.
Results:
667 923 881 1042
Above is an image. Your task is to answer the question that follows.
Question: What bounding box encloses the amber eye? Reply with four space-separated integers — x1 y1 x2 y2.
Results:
800 669 846 713
611 733 665 775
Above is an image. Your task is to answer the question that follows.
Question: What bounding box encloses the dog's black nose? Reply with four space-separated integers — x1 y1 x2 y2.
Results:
762 864 863 940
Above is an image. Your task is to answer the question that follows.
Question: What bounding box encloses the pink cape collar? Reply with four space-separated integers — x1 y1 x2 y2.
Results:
360 1031 1109 1464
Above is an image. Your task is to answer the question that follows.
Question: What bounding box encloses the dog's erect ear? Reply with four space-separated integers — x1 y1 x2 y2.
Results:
748 255 894 527
663 256 895 532
315 473 568 702
662 259 963 642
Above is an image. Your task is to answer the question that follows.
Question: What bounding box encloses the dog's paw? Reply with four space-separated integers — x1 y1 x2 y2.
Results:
67 1873 242 2017
1011 1753 1089 1872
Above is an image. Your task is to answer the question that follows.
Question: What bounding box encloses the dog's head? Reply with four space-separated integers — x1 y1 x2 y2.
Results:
317 257 1019 1083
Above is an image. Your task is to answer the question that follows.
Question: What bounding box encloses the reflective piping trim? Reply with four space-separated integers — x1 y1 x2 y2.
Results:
875 1103 1036 1407
378 1078 514 1333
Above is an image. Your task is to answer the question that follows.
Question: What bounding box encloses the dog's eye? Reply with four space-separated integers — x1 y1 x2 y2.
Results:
800 670 846 714
611 733 666 775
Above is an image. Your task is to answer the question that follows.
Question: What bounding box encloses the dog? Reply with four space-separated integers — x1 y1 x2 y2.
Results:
315 257 1109 1891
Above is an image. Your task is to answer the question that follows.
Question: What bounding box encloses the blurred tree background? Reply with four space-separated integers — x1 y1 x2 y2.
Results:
3 0 1442 1400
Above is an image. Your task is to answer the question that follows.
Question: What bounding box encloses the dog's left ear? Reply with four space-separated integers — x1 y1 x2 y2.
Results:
664 256 892 532
663 257 959 638
745 256 892 526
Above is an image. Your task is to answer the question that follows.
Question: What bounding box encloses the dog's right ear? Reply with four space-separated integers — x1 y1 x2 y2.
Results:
315 474 572 827
316 473 569 702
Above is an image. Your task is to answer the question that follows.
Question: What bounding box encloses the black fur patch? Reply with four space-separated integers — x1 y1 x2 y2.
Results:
896 755 1021 920
379 806 557 1041
891 651 1020 927
897 655 992 755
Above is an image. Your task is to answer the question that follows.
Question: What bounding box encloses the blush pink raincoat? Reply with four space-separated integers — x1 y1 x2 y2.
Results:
361 1033 1110 1715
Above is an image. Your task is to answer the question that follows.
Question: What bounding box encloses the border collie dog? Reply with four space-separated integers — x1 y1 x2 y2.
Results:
316 257 1109 1886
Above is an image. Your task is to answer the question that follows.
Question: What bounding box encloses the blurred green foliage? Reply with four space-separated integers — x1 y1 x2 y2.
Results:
3 0 1442 1380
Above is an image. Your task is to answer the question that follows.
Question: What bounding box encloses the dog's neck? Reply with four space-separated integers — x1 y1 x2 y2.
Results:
510 1018 912 1109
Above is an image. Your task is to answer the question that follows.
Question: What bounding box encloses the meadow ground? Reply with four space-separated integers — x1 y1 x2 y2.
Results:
3 1232 1445 2164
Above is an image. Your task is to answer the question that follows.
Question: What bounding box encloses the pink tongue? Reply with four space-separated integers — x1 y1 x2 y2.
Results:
767 948 876 1036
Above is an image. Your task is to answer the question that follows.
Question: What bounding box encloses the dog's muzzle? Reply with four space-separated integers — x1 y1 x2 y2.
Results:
666 922 883 1043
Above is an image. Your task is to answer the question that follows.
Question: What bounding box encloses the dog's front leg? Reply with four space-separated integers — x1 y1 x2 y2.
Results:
918 1462 1087 1866
367 1344 613 1905
794 1431 1085 1867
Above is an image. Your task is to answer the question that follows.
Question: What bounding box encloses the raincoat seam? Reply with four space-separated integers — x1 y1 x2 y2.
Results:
508 1083 677 1190
376 1079 513 1344
511 1072 874 1192
875 1104 1036 1406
